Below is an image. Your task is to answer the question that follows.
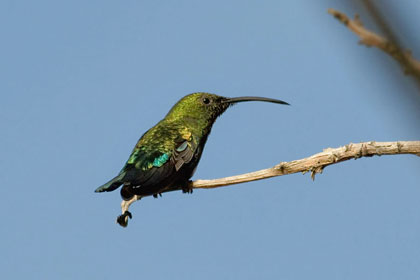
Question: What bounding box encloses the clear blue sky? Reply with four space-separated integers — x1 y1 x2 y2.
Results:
1 0 420 279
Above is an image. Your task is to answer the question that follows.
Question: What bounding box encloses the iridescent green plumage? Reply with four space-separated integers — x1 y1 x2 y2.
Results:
95 92 289 204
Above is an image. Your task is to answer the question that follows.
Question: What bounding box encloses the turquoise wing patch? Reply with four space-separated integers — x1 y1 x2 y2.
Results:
152 153 170 167
128 148 171 170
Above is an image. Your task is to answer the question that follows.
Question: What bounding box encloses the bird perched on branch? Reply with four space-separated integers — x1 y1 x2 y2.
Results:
95 92 289 226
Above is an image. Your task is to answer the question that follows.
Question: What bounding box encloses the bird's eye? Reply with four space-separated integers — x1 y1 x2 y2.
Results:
202 97 211 105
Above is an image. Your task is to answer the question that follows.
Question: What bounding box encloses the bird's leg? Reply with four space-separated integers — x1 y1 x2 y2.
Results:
116 195 141 227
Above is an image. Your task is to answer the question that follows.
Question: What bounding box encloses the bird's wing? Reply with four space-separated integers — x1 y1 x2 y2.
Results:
171 139 195 171
122 137 196 189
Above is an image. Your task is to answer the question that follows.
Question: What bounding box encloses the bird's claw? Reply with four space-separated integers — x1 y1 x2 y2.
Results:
116 211 132 227
182 186 193 194
181 180 193 194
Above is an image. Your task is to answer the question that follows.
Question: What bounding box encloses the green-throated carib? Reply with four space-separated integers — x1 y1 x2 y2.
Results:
95 92 289 226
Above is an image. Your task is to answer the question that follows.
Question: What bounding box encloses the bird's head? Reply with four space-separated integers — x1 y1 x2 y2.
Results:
165 92 289 124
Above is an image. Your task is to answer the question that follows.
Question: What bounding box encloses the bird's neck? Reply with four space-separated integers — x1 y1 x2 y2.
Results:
165 115 214 139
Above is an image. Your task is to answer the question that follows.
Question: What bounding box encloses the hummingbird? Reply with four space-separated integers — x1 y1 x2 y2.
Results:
95 92 289 226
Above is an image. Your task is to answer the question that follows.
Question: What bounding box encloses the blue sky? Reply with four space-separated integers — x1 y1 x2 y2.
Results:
1 1 420 279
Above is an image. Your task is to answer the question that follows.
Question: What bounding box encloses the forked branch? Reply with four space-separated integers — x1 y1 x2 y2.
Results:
328 8 420 79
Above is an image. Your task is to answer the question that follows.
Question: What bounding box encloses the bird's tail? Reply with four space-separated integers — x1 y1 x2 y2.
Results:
95 173 125 193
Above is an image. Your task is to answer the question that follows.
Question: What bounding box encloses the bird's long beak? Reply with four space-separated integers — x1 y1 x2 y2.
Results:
223 96 290 105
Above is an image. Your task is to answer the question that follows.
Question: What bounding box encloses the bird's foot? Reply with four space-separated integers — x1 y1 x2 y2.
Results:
116 211 132 227
153 193 162 199
182 181 193 194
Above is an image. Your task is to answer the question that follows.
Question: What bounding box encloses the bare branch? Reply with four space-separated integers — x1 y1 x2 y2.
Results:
116 141 420 226
328 8 420 79
190 141 420 189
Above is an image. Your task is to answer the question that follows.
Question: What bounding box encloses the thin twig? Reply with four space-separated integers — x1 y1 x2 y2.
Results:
328 8 420 78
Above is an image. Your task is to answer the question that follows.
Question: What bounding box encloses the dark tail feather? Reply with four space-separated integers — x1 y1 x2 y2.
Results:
95 173 125 193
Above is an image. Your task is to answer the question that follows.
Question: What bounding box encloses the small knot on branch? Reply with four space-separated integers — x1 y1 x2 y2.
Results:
328 8 349 25
361 143 373 157
310 166 324 181
274 162 287 173
397 141 403 153
354 14 363 26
